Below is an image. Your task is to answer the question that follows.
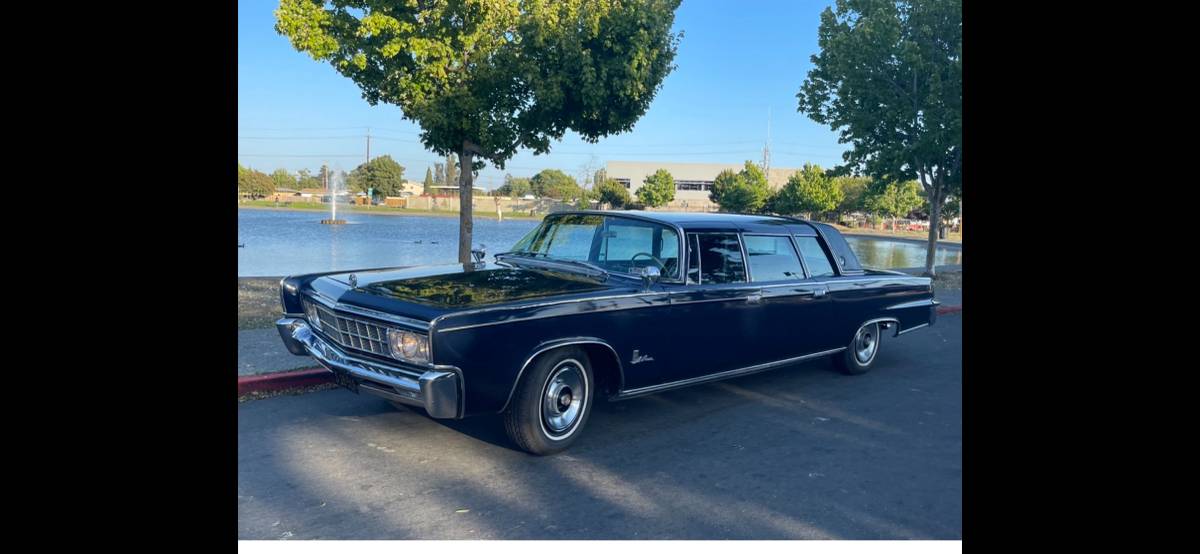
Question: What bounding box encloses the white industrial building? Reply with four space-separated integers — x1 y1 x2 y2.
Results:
604 160 800 210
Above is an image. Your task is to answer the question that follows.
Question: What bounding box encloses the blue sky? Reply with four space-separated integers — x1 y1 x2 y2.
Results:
238 0 845 189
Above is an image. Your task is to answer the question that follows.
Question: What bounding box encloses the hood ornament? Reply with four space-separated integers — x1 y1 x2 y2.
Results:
471 247 486 267
348 274 358 288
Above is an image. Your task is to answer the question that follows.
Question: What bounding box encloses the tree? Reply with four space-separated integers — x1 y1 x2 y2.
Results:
530 169 580 200
238 167 275 199
797 0 961 276
637 168 675 208
277 0 682 263
595 178 631 209
444 154 458 190
864 180 922 232
423 167 435 195
496 174 533 197
433 163 445 191
709 161 771 213
270 168 296 191
834 175 871 216
770 163 843 219
349 155 406 198
296 168 323 190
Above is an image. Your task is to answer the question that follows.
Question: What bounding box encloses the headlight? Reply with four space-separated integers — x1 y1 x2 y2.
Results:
387 328 429 363
303 300 320 327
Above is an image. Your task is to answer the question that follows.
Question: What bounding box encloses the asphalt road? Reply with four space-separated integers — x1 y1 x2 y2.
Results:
238 314 961 539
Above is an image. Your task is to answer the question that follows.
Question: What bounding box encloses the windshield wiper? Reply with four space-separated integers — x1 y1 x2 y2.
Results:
495 252 610 281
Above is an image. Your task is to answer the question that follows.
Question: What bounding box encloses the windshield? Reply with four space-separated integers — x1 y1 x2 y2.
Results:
508 214 682 280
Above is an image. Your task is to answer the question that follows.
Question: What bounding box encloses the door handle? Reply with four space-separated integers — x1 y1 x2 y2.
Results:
813 288 827 298
746 293 763 304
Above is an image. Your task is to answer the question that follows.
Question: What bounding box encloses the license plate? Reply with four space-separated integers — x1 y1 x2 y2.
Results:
332 369 359 393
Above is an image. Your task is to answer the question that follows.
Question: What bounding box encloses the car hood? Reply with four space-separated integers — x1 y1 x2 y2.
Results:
307 262 624 321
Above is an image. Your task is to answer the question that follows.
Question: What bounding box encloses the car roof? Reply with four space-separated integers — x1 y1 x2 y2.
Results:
555 210 820 235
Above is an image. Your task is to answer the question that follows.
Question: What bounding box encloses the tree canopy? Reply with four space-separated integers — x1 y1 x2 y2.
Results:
423 167 435 195
595 178 631 208
709 161 771 213
796 0 960 274
348 155 406 198
270 169 296 191
863 180 923 228
238 167 276 199
770 163 843 218
637 169 675 208
530 169 580 200
276 0 682 262
495 174 534 197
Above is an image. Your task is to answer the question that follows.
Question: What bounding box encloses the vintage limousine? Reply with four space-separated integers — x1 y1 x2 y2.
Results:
276 211 938 454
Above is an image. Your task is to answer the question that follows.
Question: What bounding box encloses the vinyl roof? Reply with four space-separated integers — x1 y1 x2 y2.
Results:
556 210 820 234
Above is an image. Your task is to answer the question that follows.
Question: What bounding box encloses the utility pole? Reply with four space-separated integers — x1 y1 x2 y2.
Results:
365 127 371 163
761 107 771 177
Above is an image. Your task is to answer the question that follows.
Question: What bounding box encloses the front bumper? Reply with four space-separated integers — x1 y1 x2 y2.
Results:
275 318 463 419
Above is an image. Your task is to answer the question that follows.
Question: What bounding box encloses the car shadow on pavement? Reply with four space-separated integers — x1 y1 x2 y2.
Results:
238 320 962 539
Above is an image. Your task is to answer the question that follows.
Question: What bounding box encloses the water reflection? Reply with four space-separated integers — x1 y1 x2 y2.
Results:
844 236 962 269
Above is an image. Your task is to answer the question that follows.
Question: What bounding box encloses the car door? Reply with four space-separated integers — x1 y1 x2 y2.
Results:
644 231 763 386
742 234 835 361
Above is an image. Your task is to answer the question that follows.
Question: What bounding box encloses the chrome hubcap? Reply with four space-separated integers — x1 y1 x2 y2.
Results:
542 360 587 438
854 324 879 364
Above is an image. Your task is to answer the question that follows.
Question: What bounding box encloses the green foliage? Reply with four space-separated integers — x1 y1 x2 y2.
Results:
796 0 961 271
595 178 631 208
238 167 275 199
423 167 435 195
834 175 871 214
275 0 682 166
770 163 844 218
709 161 771 213
444 154 458 188
864 180 923 221
637 169 675 208
349 155 406 198
296 169 322 190
530 169 580 200
270 169 297 191
276 0 682 262
496 174 534 197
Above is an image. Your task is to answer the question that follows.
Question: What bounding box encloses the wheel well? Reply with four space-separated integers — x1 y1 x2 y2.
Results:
575 343 623 399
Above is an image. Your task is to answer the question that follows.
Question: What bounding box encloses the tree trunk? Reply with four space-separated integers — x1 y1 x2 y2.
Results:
457 147 474 264
923 186 942 278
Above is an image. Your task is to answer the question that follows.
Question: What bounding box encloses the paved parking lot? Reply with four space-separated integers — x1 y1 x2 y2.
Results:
238 314 961 539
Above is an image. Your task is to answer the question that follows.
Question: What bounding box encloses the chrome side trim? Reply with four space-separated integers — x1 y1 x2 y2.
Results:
886 298 938 310
434 292 665 332
897 322 930 335
500 338 624 413
614 347 848 400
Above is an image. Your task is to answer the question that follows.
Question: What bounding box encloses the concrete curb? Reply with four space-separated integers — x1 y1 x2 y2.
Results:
237 303 963 397
238 367 330 396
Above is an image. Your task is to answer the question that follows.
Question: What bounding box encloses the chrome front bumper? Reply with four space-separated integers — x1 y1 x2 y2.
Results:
275 318 463 419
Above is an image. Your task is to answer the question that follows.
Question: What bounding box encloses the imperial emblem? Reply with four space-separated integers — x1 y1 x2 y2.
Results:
631 349 654 364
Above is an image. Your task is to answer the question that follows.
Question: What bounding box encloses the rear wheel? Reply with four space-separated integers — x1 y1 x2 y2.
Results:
503 347 594 455
833 322 881 375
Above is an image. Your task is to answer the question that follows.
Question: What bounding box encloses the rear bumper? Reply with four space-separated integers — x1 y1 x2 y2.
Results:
275 318 463 419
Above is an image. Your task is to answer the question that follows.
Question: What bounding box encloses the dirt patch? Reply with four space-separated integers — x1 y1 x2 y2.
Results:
239 277 284 330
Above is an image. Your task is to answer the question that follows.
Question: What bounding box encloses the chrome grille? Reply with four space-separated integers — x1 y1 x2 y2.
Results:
304 299 392 357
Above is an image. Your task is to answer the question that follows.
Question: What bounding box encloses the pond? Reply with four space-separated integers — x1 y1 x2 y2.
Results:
238 208 962 276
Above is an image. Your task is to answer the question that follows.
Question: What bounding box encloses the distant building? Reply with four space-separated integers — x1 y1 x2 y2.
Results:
604 160 799 210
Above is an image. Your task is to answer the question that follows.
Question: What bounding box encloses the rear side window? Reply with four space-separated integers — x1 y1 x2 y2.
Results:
794 236 837 278
689 233 747 284
743 235 805 282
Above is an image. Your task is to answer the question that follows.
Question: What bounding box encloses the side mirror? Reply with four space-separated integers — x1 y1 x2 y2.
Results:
640 266 661 291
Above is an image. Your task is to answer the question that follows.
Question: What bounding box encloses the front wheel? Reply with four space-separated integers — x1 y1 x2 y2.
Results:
503 347 594 455
833 322 881 375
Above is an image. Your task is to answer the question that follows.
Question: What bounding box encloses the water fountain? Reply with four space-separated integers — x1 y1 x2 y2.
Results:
321 164 347 225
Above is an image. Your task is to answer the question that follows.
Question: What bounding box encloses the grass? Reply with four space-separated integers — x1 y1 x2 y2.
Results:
833 223 962 243
239 200 543 220
239 277 284 330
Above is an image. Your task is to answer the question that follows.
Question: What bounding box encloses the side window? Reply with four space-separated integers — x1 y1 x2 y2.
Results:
690 233 747 284
743 235 805 282
598 218 681 280
794 236 837 278
686 234 701 284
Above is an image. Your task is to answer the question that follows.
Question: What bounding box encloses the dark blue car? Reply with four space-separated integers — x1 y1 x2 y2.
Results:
276 211 938 454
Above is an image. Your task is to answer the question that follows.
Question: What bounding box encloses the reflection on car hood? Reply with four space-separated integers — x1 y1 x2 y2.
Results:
320 263 616 310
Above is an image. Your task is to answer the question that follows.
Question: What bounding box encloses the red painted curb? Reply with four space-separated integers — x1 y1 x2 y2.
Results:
936 304 962 315
238 367 331 396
